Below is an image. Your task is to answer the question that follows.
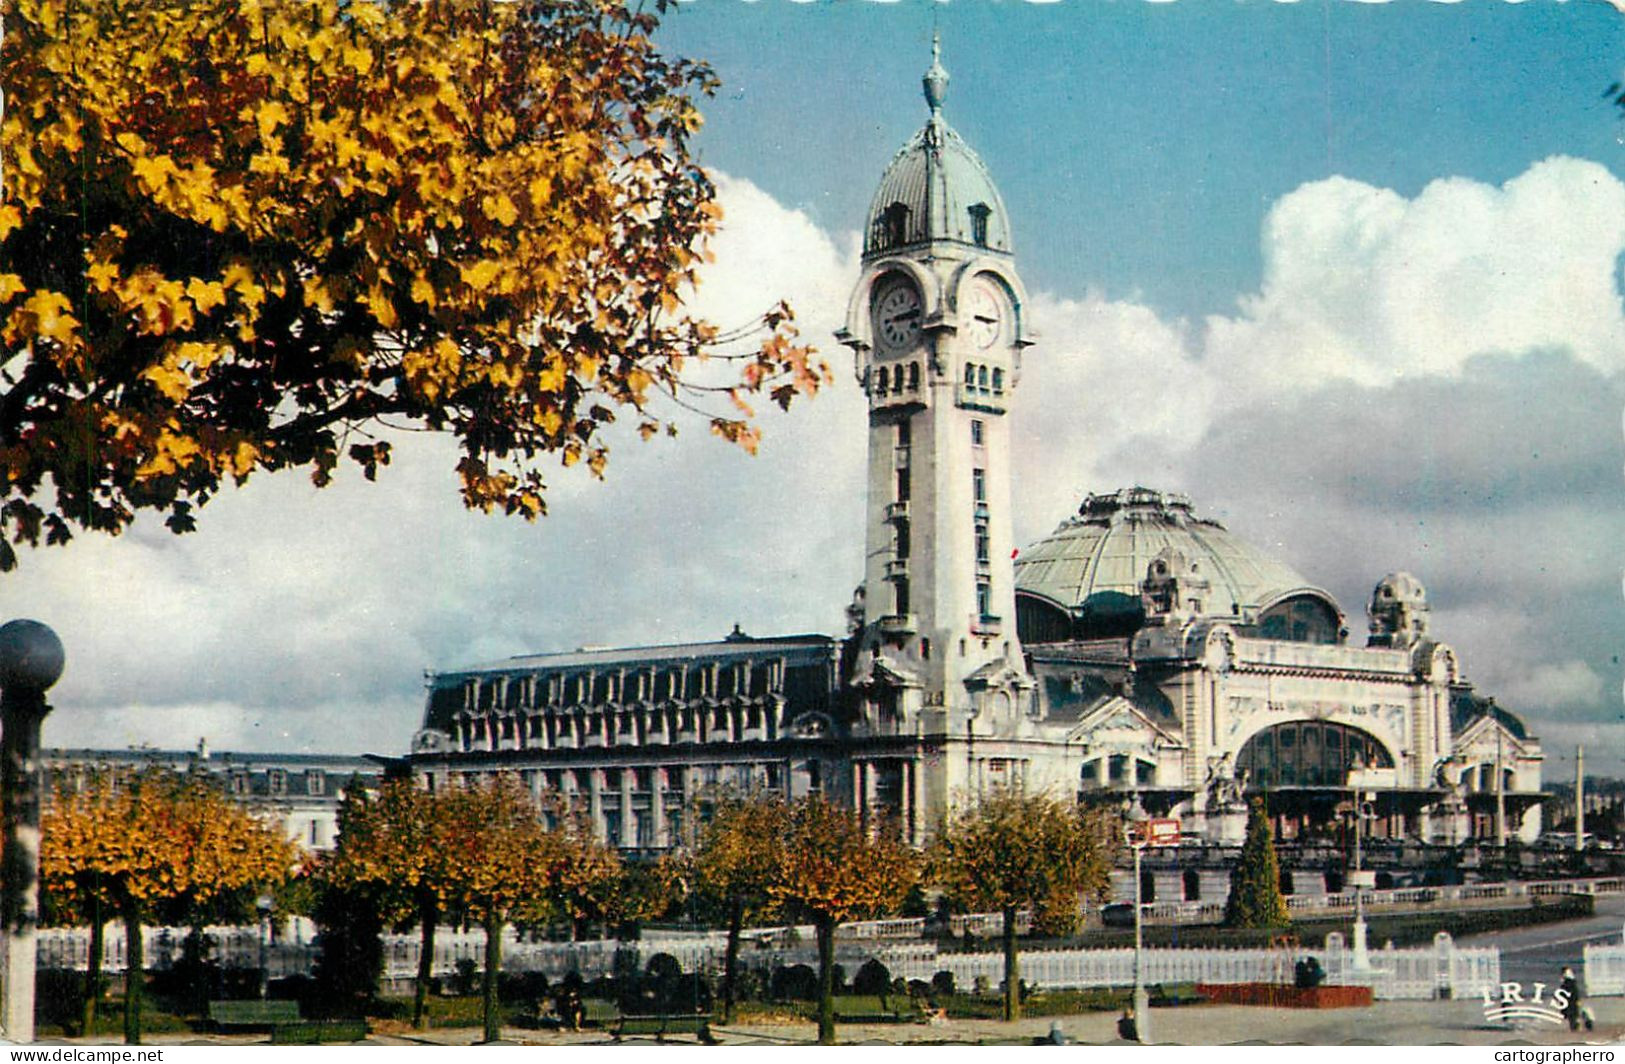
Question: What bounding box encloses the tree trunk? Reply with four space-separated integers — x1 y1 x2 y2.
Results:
81 914 105 1035
816 914 836 1046
1002 904 1020 1022
721 900 744 1025
413 894 438 1031
481 912 504 1044
122 908 143 1046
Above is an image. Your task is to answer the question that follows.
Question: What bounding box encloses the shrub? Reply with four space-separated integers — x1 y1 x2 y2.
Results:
931 970 956 997
852 958 892 997
771 964 819 1002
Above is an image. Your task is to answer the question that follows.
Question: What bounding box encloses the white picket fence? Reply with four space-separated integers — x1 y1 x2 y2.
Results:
34 922 1496 1002
1583 924 1625 996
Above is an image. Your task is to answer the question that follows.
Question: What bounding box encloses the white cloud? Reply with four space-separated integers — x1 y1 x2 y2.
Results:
1203 157 1625 392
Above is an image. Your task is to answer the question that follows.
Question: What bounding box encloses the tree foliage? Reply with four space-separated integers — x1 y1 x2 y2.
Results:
326 775 619 1037
768 796 918 1045
686 793 790 1022
928 791 1117 1020
40 770 295 1043
0 0 827 570
1222 797 1290 930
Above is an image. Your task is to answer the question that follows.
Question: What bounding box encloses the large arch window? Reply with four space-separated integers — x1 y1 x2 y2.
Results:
1235 720 1393 788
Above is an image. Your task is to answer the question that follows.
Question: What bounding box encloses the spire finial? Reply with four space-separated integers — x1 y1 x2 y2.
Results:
923 32 949 115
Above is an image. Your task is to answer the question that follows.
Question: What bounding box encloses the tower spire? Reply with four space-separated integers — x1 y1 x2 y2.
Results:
923 32 949 115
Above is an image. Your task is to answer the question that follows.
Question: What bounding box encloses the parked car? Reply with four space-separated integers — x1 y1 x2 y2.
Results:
1100 903 1137 928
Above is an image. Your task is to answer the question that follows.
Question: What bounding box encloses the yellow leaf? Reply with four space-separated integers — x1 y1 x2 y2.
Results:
22 290 78 343
460 260 501 291
0 275 26 304
364 286 398 329
142 362 191 402
303 277 336 314
185 278 227 315
343 46 374 74
410 275 436 308
481 193 518 227
86 259 119 293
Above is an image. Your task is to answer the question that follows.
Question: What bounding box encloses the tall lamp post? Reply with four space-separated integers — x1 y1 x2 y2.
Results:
0 620 64 1044
256 894 274 1000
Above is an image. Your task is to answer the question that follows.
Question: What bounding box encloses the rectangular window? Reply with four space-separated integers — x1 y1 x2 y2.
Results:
896 418 911 447
307 770 325 796
975 523 990 564
971 419 985 447
603 811 622 848
973 468 986 503
896 466 910 502
895 577 910 617
896 520 910 560
976 581 992 618
267 769 287 795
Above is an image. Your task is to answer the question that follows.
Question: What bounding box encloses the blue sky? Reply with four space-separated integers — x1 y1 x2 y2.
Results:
661 1 1625 318
15 1 1625 780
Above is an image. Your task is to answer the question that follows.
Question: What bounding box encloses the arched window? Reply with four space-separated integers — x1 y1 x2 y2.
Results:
875 202 910 250
964 362 975 391
978 365 989 390
908 362 920 390
1236 721 1395 789
876 365 889 394
992 367 1004 394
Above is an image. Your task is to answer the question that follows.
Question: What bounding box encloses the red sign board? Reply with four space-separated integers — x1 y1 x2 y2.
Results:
1129 818 1181 846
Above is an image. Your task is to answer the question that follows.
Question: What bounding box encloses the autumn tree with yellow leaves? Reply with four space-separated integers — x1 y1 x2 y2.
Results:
0 0 826 570
686 793 789 1024
927 792 1117 1022
327 776 620 1038
324 779 449 1030
40 771 296 1044
769 796 918 1045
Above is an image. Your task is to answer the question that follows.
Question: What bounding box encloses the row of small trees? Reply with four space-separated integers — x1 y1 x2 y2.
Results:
38 774 1124 1045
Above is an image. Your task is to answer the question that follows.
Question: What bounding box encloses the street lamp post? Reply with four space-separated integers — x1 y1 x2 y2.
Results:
256 894 274 1000
0 620 65 1044
1125 824 1154 1046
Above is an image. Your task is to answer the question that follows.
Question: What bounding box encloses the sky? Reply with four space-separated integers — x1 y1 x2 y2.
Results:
9 0 1625 779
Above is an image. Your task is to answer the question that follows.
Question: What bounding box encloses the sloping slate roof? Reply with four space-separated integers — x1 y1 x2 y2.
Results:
1450 688 1530 741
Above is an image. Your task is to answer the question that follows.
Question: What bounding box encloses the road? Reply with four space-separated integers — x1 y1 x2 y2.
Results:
1458 895 1625 988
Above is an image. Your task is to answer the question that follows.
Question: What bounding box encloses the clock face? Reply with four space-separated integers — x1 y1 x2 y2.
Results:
873 279 922 354
965 277 1005 350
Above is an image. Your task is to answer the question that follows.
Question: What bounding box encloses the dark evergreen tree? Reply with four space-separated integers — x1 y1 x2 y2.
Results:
311 881 386 1017
1222 798 1291 929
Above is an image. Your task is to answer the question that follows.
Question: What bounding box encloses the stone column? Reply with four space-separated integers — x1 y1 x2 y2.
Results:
587 769 605 840
651 769 666 849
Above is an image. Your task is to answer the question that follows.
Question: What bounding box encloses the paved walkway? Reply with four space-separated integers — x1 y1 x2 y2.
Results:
55 997 1622 1047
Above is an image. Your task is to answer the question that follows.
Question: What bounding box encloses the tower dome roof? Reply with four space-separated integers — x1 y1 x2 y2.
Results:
863 37 1011 258
1014 487 1345 642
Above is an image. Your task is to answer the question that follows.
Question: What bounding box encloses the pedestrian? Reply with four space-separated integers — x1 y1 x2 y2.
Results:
1560 967 1582 1032
1117 1008 1139 1042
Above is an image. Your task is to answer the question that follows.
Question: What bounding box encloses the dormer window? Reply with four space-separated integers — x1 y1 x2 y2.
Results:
968 203 991 247
877 202 910 250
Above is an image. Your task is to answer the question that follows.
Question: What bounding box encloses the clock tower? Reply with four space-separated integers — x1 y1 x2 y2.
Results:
837 38 1035 833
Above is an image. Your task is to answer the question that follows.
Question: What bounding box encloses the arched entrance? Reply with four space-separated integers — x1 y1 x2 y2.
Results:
1235 720 1394 789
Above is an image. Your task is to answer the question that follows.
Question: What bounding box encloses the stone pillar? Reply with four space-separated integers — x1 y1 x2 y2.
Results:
901 760 915 845
587 769 605 840
620 771 635 848
652 769 668 849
